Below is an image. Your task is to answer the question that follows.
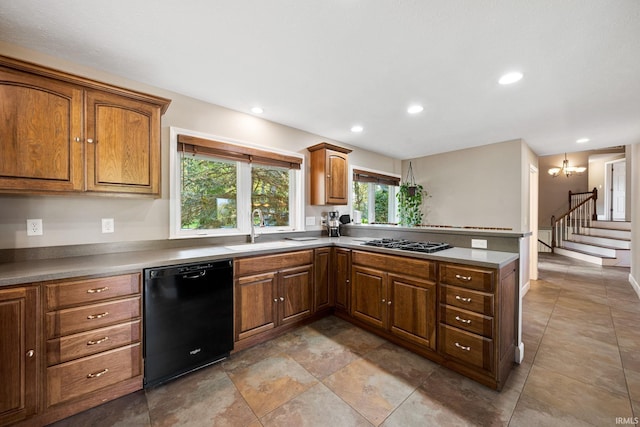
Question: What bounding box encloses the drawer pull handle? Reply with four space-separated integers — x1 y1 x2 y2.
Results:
87 312 109 320
455 295 472 303
454 342 471 351
87 368 109 378
87 336 109 346
87 286 109 294
455 316 472 324
455 274 472 282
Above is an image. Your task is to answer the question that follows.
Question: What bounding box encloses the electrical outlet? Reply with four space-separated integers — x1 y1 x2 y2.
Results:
102 218 115 233
27 219 43 236
305 216 315 226
471 239 487 249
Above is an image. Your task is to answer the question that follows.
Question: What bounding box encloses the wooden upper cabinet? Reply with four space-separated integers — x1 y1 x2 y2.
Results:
85 90 160 195
308 143 352 205
0 55 170 197
0 67 84 192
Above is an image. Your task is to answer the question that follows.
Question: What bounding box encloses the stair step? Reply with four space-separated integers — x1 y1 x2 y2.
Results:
582 227 631 239
591 220 631 231
571 234 631 249
554 247 630 267
556 247 616 260
562 240 628 257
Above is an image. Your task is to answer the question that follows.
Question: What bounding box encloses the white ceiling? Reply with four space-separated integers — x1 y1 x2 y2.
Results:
1 0 639 159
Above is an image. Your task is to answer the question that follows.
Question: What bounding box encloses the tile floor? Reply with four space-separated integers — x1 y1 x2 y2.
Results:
50 254 639 426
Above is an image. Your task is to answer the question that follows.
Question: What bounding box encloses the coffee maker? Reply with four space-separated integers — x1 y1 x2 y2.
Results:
327 211 340 237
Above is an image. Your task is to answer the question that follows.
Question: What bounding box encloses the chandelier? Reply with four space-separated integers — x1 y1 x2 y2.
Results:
548 153 586 178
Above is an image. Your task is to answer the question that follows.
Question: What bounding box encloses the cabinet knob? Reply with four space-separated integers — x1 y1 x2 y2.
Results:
87 138 95 144
280 297 285 302
274 298 278 303
74 137 82 142
387 300 392 305
26 349 35 358
382 299 386 303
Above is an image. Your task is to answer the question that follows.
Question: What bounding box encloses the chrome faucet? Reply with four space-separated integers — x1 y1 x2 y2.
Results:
250 209 264 243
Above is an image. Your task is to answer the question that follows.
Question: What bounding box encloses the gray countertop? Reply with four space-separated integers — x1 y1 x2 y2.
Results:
0 237 519 287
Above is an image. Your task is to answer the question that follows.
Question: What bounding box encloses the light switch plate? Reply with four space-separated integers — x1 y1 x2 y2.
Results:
102 218 115 233
305 216 315 226
471 239 487 249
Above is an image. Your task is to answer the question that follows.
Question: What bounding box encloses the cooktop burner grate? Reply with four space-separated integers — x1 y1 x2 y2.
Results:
361 238 452 253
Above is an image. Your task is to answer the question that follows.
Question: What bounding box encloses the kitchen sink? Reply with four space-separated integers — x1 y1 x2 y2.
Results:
223 241 301 251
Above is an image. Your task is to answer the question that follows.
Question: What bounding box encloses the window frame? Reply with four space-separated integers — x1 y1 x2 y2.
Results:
350 165 400 225
170 127 305 239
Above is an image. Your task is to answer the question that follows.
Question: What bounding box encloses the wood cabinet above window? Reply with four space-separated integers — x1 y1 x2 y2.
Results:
0 55 170 197
307 143 352 205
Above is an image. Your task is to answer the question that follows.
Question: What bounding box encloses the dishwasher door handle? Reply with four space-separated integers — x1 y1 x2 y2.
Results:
182 271 207 279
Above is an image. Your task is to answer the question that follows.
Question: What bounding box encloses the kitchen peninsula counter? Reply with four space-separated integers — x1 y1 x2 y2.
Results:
0 236 519 287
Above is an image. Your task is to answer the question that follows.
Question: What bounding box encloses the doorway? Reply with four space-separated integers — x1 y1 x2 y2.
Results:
604 159 626 221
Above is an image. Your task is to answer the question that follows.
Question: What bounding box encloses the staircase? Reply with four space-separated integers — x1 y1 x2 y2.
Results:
554 220 631 267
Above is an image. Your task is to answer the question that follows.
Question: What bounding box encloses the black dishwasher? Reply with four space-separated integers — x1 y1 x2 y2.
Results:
143 259 233 388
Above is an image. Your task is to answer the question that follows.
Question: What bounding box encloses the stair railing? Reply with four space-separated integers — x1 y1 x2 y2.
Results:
551 188 598 253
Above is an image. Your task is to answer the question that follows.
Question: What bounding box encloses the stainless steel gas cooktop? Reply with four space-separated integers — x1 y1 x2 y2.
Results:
361 238 452 253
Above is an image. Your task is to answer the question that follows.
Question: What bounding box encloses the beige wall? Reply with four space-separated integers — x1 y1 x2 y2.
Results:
403 139 527 231
538 151 590 228
0 42 400 249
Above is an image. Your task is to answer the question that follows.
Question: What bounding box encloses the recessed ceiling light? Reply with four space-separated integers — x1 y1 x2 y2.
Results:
498 72 524 85
576 138 590 143
407 105 424 114
251 107 264 114
350 125 363 133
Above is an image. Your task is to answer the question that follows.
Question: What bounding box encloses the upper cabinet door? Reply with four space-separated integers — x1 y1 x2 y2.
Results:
85 90 161 196
326 149 348 204
307 143 352 205
0 67 84 192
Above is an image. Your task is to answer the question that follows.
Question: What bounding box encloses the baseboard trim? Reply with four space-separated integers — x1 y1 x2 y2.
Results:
515 342 525 364
521 280 530 297
630 273 640 300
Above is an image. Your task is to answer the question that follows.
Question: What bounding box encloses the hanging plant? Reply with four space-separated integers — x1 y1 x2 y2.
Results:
397 162 427 226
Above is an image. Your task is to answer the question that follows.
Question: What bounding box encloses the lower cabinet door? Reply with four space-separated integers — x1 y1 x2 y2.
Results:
351 266 386 328
47 343 141 407
236 273 277 341
0 287 39 425
279 265 313 325
388 274 437 350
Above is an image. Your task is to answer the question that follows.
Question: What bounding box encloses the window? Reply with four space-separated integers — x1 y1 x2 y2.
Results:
170 128 304 238
352 168 400 224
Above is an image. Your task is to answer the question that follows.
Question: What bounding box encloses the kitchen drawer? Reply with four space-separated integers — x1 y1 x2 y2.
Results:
440 304 494 338
45 274 140 310
46 296 141 339
47 320 141 365
46 343 141 407
440 284 494 316
440 264 494 292
440 324 493 372
235 250 313 276
351 250 435 281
